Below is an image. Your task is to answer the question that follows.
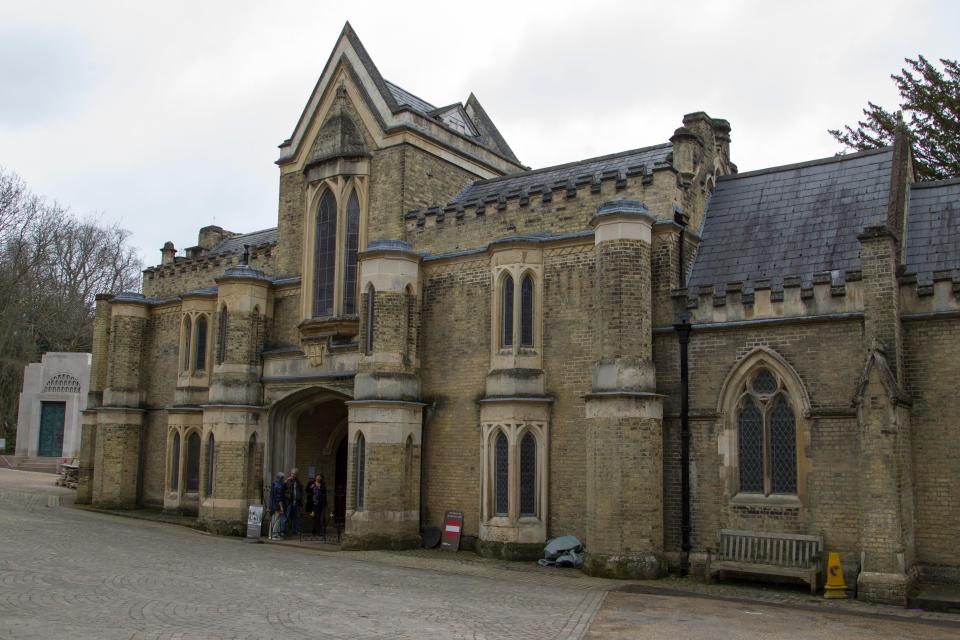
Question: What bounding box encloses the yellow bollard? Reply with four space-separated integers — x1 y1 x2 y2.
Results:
824 552 848 599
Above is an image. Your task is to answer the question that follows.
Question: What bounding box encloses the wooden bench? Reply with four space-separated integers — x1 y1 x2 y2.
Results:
705 529 823 594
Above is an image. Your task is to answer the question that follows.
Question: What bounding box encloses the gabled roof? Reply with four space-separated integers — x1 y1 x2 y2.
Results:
905 177 960 282
279 22 522 170
688 148 894 288
451 143 672 205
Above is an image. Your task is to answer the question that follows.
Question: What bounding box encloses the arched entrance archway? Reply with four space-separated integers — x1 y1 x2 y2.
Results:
266 386 351 528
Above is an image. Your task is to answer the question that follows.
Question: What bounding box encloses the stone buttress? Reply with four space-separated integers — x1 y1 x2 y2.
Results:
583 201 666 579
343 240 423 549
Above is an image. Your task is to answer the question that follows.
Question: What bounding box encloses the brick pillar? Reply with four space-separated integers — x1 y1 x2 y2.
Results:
855 227 915 604
583 201 666 579
199 265 272 532
77 294 111 503
92 293 148 508
344 241 423 550
75 411 97 504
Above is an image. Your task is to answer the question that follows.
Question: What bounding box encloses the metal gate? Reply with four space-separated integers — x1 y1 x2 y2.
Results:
38 401 66 458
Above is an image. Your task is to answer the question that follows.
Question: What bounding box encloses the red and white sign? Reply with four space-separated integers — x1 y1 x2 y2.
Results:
441 510 464 552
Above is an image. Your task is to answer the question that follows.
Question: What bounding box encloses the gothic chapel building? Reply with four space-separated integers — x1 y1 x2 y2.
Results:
78 24 960 605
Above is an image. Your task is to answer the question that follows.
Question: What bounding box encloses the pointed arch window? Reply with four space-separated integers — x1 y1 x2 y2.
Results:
182 316 192 371
520 274 534 348
343 190 360 315
494 432 509 516
170 432 181 491
314 190 338 317
186 432 201 492
519 432 537 516
501 275 514 348
216 307 228 365
364 284 375 355
205 433 216 497
736 367 798 495
355 432 366 510
195 315 208 371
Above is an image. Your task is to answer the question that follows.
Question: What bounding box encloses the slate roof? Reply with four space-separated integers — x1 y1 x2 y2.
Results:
209 227 278 255
451 143 672 205
905 177 960 282
385 80 436 113
688 148 893 289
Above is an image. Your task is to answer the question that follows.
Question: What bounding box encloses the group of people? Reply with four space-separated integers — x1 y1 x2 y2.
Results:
268 468 328 540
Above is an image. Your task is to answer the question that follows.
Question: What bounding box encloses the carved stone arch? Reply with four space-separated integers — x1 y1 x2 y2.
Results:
307 113 369 167
717 346 811 417
266 385 353 479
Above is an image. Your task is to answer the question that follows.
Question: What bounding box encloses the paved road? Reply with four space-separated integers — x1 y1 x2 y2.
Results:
0 471 957 639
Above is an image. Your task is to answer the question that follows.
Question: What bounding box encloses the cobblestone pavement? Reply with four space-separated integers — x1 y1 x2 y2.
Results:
1 473 958 639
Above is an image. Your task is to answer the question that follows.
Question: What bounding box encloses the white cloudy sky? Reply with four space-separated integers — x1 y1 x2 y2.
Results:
1 0 957 266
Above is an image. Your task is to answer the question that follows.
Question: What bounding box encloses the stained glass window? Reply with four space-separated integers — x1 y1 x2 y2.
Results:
520 275 534 348
195 315 208 371
186 432 200 492
314 190 337 317
494 432 508 516
182 316 192 370
501 275 514 348
205 433 216 497
519 432 537 516
343 191 360 315
770 395 797 494
738 397 764 493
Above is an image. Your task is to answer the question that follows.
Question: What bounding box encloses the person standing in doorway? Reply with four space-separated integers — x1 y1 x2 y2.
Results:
268 472 286 540
311 473 327 536
285 468 303 537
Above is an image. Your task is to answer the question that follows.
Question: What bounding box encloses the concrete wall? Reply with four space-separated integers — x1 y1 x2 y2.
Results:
14 352 91 459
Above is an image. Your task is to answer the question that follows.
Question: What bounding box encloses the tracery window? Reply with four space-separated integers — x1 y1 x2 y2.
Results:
205 433 216 497
519 432 536 516
355 432 366 510
314 190 338 317
170 431 181 491
736 368 798 495
185 432 201 492
342 190 360 315
501 275 514 348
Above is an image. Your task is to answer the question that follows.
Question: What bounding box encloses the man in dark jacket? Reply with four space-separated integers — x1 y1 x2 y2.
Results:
268 472 286 540
285 468 303 537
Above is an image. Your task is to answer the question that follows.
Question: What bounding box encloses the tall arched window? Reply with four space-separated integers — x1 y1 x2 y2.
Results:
186 432 201 492
343 190 360 315
364 284 375 355
247 433 259 501
216 307 228 365
205 433 216 497
501 275 514 348
195 315 208 371
494 432 509 516
736 367 798 495
355 432 366 510
314 190 338 317
520 274 534 348
519 432 537 516
170 431 181 491
182 316 192 371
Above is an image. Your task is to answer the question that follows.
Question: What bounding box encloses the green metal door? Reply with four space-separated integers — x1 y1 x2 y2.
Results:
38 401 65 458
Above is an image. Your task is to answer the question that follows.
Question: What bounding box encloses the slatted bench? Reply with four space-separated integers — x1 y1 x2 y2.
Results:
705 529 824 594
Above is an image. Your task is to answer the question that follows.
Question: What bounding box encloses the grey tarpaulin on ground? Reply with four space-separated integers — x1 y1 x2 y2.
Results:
538 535 584 568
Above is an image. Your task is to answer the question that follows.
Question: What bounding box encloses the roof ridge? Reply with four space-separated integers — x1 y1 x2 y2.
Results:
718 147 893 182
464 142 672 190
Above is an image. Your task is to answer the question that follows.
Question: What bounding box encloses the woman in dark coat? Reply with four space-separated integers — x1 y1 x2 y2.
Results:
311 474 328 536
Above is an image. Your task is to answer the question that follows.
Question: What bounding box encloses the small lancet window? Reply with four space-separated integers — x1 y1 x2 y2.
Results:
494 432 509 516
182 316 192 370
519 432 537 516
314 190 338 317
520 274 534 348
501 275 514 348
343 191 360 315
205 433 216 497
185 432 200 492
736 367 798 496
195 315 208 371
170 432 181 491
355 432 366 510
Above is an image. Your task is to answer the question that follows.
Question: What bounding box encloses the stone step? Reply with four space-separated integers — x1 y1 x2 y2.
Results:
0 456 60 474
909 583 960 614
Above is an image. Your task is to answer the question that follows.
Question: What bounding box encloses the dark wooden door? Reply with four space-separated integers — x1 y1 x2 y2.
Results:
38 401 66 458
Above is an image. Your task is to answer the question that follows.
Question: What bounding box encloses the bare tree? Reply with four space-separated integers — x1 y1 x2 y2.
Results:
0 168 142 450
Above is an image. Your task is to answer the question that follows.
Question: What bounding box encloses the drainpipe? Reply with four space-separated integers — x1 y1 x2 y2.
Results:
675 316 693 576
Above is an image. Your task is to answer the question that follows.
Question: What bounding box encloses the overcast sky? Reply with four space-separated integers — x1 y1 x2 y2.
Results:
1 0 957 266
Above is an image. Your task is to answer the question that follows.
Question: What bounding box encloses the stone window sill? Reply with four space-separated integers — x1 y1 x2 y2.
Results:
730 493 801 508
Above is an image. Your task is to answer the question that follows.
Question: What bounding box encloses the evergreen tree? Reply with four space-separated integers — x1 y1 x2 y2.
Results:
830 55 960 181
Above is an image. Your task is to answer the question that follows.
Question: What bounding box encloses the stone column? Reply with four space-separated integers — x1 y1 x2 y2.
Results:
583 201 666 579
199 265 272 533
343 241 423 550
855 226 915 605
77 294 111 504
92 293 148 508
